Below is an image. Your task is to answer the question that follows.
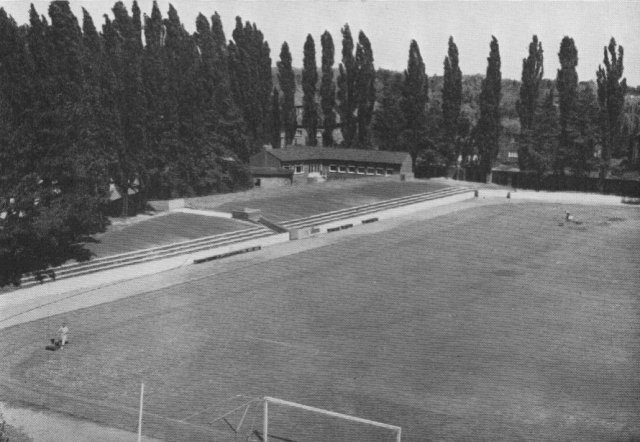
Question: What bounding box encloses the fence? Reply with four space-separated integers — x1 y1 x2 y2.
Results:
492 170 640 197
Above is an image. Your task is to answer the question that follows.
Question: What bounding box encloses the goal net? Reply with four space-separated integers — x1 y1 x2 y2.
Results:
256 396 402 442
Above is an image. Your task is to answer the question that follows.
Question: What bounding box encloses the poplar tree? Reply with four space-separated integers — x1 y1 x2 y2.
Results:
337 24 357 147
142 2 171 197
277 41 296 146
355 31 375 148
517 35 544 132
556 36 578 177
400 40 429 166
208 12 250 164
302 34 318 146
372 70 406 151
43 0 85 182
519 89 558 186
0 3 107 286
80 7 121 196
229 18 272 146
570 85 600 177
442 36 462 162
476 36 502 181
320 31 336 146
271 87 281 148
596 38 627 192
105 1 147 215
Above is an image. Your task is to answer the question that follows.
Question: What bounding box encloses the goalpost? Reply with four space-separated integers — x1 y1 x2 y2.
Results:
262 396 402 442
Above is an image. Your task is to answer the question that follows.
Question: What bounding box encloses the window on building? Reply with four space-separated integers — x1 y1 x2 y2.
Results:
367 167 375 175
348 166 356 174
507 151 518 159
386 169 394 175
376 168 385 175
295 165 303 174
339 165 347 173
329 165 338 172
282 164 290 170
357 167 366 175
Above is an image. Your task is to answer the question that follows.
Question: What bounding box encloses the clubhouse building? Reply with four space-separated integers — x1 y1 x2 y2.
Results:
249 146 413 187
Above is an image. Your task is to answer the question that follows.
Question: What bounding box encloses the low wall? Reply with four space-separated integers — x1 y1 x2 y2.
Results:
8 233 290 302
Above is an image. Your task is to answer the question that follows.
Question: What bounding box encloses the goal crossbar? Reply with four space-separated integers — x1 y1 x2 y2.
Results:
262 396 401 442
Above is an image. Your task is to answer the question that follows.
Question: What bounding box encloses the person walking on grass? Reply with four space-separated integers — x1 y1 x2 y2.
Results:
57 322 68 349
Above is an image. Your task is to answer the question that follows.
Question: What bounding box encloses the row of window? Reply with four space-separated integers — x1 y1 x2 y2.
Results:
282 164 395 175
329 165 394 176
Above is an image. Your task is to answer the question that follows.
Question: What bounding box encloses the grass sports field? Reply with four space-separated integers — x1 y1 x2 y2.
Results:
1 201 639 440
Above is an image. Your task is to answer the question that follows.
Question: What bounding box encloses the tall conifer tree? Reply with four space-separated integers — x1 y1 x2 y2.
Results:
355 31 375 148
519 89 559 185
596 38 627 191
442 36 462 162
320 31 336 146
271 87 281 148
337 24 357 147
517 35 544 132
401 40 428 166
556 36 578 178
278 42 296 146
476 36 502 181
105 1 147 214
302 34 318 146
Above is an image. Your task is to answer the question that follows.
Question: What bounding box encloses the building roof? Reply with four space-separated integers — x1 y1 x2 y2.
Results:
249 166 294 177
265 146 411 165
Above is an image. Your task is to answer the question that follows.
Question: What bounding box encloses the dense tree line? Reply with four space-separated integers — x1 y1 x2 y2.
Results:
372 34 636 185
0 1 260 285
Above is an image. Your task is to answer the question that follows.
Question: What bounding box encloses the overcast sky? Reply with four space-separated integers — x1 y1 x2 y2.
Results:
2 1 639 86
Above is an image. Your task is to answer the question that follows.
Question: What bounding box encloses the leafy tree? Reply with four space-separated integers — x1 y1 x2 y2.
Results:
302 34 318 146
596 38 627 191
517 35 544 132
320 31 336 146
355 31 375 148
337 24 357 147
476 36 502 180
277 41 296 146
442 36 462 162
400 40 429 167
556 36 578 177
270 87 281 148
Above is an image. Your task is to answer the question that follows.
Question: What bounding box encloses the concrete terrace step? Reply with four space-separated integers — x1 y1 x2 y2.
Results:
20 226 272 287
17 186 472 288
282 187 470 229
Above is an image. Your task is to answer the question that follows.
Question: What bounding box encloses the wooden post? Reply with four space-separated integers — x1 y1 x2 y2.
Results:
137 383 144 442
263 398 269 442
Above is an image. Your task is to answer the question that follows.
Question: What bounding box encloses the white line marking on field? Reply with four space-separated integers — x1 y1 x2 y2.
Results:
245 335 320 356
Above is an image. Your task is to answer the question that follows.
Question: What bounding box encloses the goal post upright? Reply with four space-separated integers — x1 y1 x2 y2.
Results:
262 396 402 442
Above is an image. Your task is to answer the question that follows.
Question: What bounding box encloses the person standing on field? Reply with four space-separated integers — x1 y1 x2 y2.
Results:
57 322 68 348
